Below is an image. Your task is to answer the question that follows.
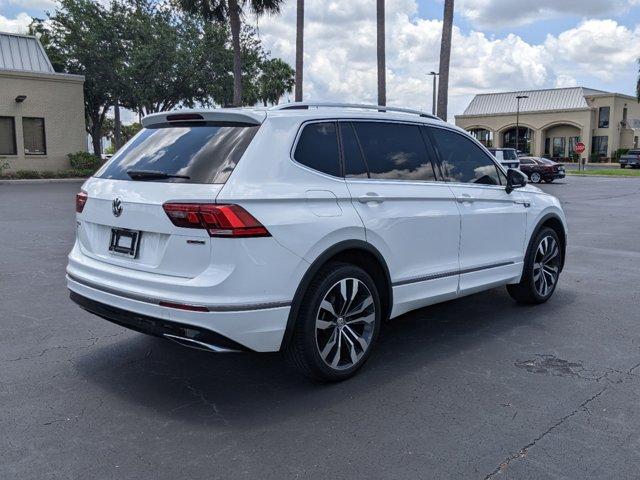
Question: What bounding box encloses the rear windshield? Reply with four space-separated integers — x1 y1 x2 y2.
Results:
626 150 640 155
501 150 518 160
98 122 259 183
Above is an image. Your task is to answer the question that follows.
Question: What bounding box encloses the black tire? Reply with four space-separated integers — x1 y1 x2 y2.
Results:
507 227 563 304
530 172 542 183
284 262 382 382
620 164 626 169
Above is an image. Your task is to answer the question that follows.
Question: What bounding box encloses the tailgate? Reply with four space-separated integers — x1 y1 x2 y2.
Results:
77 177 222 278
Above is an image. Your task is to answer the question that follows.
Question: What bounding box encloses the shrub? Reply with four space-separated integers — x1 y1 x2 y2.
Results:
0 169 95 180
614 149 629 162
68 151 103 171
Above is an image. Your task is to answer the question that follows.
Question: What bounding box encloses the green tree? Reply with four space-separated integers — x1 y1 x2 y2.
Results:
176 0 285 107
116 1 200 115
44 0 126 155
259 58 295 106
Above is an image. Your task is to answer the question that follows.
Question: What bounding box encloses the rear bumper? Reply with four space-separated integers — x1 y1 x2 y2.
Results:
70 291 249 352
67 274 291 352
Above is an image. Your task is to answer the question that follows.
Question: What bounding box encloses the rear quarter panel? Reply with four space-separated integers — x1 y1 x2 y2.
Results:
217 116 367 288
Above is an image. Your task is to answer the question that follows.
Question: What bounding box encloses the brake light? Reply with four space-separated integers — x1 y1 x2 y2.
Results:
76 191 88 213
162 203 270 238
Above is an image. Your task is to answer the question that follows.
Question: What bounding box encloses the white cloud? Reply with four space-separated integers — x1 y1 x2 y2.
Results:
0 12 32 33
0 0 56 11
257 1 640 119
458 0 639 28
3 1 639 120
545 19 640 82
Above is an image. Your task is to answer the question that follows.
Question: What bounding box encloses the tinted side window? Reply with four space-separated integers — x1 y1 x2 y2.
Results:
294 122 341 177
340 122 368 178
352 122 437 181
431 128 501 186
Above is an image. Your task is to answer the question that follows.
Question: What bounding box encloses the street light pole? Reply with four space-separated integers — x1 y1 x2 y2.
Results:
429 72 439 116
515 95 528 153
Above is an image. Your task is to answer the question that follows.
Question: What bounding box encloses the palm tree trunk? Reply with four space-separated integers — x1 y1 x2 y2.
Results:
437 0 454 121
376 0 386 106
228 0 243 106
113 100 122 150
295 0 304 102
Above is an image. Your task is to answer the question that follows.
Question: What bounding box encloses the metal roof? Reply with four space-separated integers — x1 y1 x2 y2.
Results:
0 32 54 73
461 87 609 116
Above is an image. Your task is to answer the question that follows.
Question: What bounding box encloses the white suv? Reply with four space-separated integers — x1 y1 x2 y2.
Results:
67 103 567 381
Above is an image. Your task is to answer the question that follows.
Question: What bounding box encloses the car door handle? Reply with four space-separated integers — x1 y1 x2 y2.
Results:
456 195 476 204
358 193 385 204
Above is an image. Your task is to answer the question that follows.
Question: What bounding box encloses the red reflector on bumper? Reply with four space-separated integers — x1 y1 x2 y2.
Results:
159 301 209 312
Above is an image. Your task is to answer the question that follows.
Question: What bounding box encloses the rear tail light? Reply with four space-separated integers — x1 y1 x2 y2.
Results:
162 203 270 238
76 191 88 213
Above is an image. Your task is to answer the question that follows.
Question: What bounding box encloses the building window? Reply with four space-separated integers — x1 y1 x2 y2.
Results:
592 136 609 157
0 116 17 155
598 107 610 128
22 118 47 155
623 107 628 126
544 138 550 156
552 137 566 158
502 127 532 154
568 136 580 155
468 128 493 147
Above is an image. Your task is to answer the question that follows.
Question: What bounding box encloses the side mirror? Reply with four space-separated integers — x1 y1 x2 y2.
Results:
505 168 527 194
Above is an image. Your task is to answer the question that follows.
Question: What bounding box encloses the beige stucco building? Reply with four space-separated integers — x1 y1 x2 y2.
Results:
0 32 86 172
455 87 640 161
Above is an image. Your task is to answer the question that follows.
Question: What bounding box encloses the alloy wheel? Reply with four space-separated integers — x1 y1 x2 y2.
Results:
315 278 376 371
531 172 541 183
533 235 560 297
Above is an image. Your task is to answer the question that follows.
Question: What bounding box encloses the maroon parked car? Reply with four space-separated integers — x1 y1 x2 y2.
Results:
519 157 566 183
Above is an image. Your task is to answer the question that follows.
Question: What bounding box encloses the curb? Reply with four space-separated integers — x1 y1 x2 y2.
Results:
566 173 640 179
0 178 87 185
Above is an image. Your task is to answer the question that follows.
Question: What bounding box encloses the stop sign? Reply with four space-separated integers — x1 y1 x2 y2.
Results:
574 142 586 154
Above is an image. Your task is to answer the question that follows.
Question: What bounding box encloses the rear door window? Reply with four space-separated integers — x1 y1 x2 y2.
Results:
351 122 437 181
429 127 502 186
98 123 259 183
294 122 341 177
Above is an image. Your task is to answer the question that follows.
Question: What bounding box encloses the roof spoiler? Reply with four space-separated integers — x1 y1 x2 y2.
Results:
142 109 266 128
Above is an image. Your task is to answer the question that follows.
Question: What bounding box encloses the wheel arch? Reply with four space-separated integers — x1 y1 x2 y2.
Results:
531 213 567 271
280 240 393 351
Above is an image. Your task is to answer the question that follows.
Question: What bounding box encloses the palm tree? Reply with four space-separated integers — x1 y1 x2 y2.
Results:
376 0 386 106
436 0 454 121
178 0 284 106
294 0 304 102
636 59 640 103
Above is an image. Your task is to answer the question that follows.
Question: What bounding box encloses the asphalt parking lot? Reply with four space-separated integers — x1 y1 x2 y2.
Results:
1 176 640 479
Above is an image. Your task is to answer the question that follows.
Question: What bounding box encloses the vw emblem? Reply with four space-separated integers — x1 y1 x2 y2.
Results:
112 198 123 217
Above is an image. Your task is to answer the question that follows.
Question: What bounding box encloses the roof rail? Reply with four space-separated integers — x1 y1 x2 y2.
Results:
270 102 439 120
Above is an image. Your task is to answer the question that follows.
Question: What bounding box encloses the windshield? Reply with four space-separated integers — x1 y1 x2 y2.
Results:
97 122 259 183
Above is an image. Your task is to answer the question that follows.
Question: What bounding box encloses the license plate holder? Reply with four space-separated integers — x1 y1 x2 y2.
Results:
109 228 141 258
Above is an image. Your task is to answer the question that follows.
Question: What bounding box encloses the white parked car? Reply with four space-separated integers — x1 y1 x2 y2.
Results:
68 103 567 381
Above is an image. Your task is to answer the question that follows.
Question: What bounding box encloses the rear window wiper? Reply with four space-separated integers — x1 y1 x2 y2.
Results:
126 170 191 180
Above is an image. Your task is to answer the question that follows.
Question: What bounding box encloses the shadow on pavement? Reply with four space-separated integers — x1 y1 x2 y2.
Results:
74 287 576 429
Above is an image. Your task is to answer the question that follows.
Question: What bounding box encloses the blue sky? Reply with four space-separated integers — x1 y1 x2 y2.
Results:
2 0 639 118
